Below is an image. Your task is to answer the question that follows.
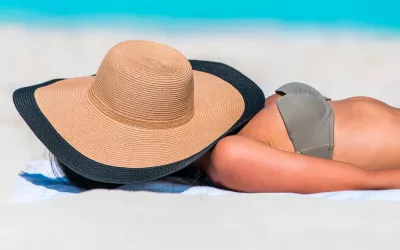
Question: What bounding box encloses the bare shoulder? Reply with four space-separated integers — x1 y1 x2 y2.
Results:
264 94 282 106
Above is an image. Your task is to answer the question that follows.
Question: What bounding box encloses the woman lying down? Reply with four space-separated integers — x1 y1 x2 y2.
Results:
13 40 400 194
196 82 400 193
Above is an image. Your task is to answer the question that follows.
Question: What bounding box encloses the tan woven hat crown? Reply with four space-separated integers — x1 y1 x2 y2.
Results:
89 40 195 129
14 40 265 184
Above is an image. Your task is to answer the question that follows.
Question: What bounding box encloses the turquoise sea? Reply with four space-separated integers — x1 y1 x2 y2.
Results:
0 0 399 31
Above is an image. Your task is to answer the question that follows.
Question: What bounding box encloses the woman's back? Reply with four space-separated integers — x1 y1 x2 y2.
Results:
239 96 400 171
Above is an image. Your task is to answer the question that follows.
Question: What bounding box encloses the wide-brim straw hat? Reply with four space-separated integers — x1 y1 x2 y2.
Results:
13 40 265 184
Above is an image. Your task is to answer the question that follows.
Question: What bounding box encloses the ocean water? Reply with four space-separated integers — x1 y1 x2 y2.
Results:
0 0 399 31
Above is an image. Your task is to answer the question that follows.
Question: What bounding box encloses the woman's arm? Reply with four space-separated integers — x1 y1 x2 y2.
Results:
204 135 385 194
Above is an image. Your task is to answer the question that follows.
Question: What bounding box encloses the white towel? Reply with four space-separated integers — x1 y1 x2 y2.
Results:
9 160 400 203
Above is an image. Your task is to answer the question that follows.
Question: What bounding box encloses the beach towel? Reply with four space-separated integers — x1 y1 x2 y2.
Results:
9 160 400 204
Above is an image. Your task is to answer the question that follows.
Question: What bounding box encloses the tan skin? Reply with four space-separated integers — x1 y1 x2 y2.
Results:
194 93 400 194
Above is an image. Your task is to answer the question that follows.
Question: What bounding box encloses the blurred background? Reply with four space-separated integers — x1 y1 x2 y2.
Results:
0 0 399 29
1 0 400 201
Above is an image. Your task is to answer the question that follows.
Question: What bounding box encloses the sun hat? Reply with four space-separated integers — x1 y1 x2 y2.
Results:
13 40 265 184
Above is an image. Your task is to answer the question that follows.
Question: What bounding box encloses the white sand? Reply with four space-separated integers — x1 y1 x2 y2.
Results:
2 190 400 249
2 23 400 249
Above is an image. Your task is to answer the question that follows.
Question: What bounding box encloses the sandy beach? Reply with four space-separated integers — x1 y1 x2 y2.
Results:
2 23 400 249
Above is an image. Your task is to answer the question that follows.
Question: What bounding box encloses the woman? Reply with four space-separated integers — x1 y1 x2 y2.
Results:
53 81 400 194
14 40 400 194
197 82 400 194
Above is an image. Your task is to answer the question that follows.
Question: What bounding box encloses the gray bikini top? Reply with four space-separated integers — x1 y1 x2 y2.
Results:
275 82 334 159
